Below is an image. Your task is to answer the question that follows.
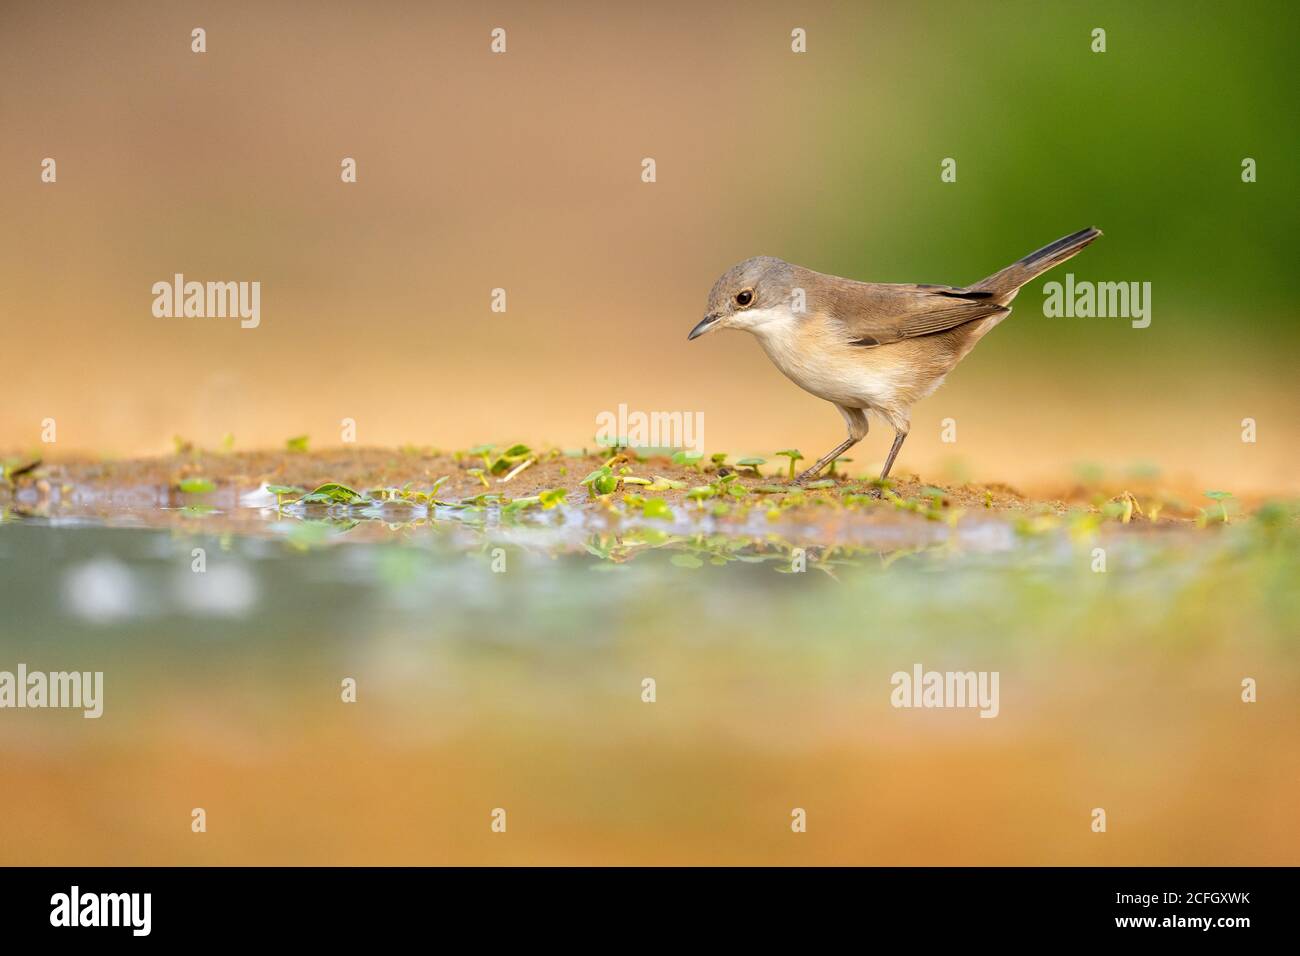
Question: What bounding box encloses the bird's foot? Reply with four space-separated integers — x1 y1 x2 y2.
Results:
792 465 827 485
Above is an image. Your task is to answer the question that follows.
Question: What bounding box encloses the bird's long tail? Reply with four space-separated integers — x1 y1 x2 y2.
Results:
971 226 1102 298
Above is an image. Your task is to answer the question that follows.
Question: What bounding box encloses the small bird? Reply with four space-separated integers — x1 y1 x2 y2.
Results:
689 227 1102 483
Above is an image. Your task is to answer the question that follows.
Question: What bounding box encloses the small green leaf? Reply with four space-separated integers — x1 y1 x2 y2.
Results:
177 477 216 494
299 482 363 504
774 449 804 479
285 435 310 453
642 498 673 520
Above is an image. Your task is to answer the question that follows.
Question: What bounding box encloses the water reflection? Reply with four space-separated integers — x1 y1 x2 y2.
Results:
0 501 1297 865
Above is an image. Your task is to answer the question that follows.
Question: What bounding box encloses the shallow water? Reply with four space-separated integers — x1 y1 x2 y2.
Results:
1 501 1297 864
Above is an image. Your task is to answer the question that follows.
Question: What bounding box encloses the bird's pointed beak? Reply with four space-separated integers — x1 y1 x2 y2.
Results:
688 312 723 341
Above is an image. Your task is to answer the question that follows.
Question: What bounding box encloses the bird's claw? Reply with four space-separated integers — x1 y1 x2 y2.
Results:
792 467 825 486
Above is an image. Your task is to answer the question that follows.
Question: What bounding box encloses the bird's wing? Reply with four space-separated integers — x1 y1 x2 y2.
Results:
825 282 1010 347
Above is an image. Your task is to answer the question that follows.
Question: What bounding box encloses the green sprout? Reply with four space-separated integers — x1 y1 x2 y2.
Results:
285 435 310 454
685 485 717 506
828 457 852 478
920 485 947 508
298 482 363 504
490 444 532 475
581 465 619 496
265 484 305 507
499 456 536 482
1101 491 1141 524
710 452 728 466
539 488 567 510
0 457 40 486
736 457 765 476
1201 490 1234 525
176 477 216 494
774 449 804 479
464 444 494 467
467 468 490 489
671 450 704 471
711 472 750 497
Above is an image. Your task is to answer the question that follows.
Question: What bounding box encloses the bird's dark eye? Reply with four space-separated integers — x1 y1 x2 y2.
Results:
735 290 754 307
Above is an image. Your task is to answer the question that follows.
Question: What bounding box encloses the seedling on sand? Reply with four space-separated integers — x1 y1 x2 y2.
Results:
0 458 40 486
490 444 532 476
581 465 620 497
266 484 306 507
299 482 364 504
1200 490 1234 526
1102 492 1142 524
641 498 673 521
774 449 804 479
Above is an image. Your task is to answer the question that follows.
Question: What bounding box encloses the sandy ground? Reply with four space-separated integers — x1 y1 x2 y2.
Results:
2 446 1278 533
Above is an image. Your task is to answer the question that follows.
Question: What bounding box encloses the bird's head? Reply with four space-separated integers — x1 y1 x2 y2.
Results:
689 256 798 340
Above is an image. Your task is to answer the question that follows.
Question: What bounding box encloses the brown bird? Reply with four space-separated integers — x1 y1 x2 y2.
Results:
688 227 1102 483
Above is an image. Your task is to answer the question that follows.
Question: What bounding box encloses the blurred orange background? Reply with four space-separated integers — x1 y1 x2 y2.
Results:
2 1 1295 491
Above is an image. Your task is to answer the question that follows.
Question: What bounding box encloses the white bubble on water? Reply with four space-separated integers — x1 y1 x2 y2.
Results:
175 562 258 618
61 557 138 623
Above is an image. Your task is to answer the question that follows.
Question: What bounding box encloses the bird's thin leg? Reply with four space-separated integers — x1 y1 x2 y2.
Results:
879 430 909 482
794 437 859 484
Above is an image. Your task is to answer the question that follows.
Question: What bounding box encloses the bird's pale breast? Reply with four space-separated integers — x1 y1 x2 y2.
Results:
751 312 950 427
